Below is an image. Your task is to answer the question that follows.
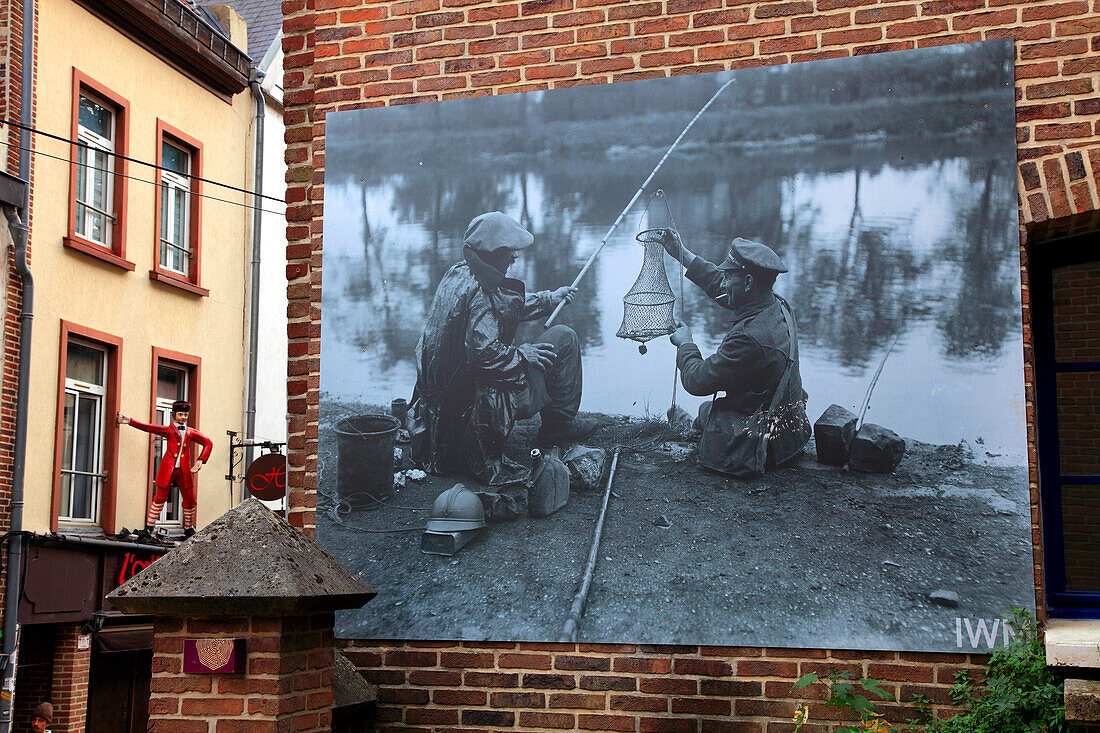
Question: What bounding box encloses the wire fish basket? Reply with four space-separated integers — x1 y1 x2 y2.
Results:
616 190 678 354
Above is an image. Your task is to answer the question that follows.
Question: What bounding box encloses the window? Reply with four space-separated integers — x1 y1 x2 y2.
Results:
150 121 206 296
65 70 132 271
148 348 201 526
75 94 114 247
153 364 188 524
159 142 191 276
60 342 106 523
53 322 122 533
1031 234 1100 618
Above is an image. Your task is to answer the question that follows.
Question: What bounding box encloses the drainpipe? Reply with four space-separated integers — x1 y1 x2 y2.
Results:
244 71 266 478
0 0 36 724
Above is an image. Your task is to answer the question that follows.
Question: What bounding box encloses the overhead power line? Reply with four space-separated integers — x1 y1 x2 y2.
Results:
2 117 287 206
13 142 287 218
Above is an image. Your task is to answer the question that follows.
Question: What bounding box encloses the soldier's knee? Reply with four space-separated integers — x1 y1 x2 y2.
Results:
544 324 579 350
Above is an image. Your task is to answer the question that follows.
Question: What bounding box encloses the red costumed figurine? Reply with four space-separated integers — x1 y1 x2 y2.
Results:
118 401 213 539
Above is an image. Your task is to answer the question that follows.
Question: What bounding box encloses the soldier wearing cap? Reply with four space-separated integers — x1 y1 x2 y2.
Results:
412 211 599 486
660 233 811 476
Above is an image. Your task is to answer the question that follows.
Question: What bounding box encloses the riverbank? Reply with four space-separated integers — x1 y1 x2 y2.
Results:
317 407 1033 652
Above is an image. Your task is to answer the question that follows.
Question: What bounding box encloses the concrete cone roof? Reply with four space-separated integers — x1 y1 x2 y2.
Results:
108 499 376 615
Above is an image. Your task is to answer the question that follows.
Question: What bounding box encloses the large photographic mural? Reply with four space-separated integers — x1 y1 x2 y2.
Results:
317 40 1033 651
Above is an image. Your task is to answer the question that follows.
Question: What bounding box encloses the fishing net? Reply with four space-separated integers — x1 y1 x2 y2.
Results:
616 191 678 353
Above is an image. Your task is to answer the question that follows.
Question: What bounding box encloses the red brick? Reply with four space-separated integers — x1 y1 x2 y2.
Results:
693 9 750 27
728 20 785 39
755 1 812 18
921 0 983 14
640 49 695 67
610 694 669 712
1020 38 1089 59
549 692 606 709
636 16 691 34
638 718 698 733
578 713 636 731
519 711 577 728
1023 1 1089 21
432 688 487 706
886 18 948 37
490 690 547 708
698 42 755 60
737 660 798 677
822 27 882 44
855 6 915 23
791 12 850 31
1027 79 1093 99
867 663 934 683
1035 122 1092 140
639 677 697 695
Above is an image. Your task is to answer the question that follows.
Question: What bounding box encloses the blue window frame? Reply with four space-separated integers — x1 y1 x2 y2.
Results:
1031 233 1100 618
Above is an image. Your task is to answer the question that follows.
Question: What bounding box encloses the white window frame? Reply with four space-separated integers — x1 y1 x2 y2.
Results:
153 365 188 525
60 343 106 524
75 92 116 247
159 142 191 277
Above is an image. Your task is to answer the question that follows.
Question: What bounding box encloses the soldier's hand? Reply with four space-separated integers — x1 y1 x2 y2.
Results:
193 460 204 474
670 321 693 347
519 342 556 370
550 286 577 307
657 229 693 266
117 413 130 425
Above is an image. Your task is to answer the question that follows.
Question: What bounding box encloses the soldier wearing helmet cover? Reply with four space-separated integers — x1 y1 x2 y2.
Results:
411 212 600 485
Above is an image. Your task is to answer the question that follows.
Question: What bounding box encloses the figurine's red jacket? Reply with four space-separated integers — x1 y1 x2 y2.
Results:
128 419 213 491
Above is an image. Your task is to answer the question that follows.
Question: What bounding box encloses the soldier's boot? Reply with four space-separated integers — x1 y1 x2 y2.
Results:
184 527 197 539
135 526 154 543
538 415 602 446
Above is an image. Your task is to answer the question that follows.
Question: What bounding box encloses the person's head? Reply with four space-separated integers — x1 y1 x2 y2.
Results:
30 702 52 732
464 212 534 274
170 400 191 425
716 238 786 307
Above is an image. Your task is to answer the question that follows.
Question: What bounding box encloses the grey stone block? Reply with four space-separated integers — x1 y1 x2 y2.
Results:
849 423 905 473
1066 679 1100 727
813 404 857 465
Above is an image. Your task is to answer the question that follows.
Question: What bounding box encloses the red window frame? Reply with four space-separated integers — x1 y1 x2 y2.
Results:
52 321 123 533
146 348 202 514
65 69 133 271
150 120 207 296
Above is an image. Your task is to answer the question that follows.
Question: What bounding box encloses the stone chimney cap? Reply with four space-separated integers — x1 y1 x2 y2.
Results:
108 499 376 615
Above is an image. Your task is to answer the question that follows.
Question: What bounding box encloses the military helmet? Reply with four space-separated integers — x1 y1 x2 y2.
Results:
426 484 487 532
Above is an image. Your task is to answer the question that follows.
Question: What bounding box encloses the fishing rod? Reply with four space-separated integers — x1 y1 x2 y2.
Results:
856 333 902 430
559 449 620 643
545 78 736 328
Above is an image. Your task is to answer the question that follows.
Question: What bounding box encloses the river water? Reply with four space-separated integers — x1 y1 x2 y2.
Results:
321 135 1025 461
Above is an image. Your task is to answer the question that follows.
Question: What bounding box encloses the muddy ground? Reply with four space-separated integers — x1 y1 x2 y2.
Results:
317 403 1033 652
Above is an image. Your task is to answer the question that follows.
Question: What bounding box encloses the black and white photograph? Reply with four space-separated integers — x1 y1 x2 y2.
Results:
317 39 1033 651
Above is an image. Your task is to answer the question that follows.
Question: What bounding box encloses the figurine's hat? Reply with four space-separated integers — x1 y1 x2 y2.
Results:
171 400 192 413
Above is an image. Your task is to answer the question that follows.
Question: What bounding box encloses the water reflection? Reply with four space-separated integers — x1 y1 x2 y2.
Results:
321 57 1023 457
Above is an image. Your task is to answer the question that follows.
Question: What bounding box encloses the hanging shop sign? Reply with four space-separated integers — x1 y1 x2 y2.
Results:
245 452 287 501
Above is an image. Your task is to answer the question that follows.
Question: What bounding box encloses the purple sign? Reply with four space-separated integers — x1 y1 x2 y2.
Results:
183 638 246 674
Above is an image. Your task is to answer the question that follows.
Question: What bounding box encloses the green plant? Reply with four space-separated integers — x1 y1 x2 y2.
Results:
930 608 1076 733
792 668 896 732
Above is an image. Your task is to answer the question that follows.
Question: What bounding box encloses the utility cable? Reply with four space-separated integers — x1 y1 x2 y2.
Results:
12 142 287 217
2 117 287 205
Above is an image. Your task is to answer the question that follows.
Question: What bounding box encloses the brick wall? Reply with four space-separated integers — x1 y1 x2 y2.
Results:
282 0 1100 730
148 613 335 732
51 625 91 733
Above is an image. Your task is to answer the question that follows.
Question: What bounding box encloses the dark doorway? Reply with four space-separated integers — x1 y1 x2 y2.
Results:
86 648 151 733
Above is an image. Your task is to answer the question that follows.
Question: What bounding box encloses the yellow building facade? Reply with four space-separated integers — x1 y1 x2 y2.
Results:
25 0 253 536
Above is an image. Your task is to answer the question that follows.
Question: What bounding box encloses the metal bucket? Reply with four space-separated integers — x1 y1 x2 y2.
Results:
335 414 400 509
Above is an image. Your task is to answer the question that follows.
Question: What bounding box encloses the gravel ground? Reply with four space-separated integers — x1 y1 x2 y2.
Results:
318 403 1033 652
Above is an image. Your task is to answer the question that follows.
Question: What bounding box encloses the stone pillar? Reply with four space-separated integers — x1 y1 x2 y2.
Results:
108 500 374 733
148 614 335 732
50 624 91 733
